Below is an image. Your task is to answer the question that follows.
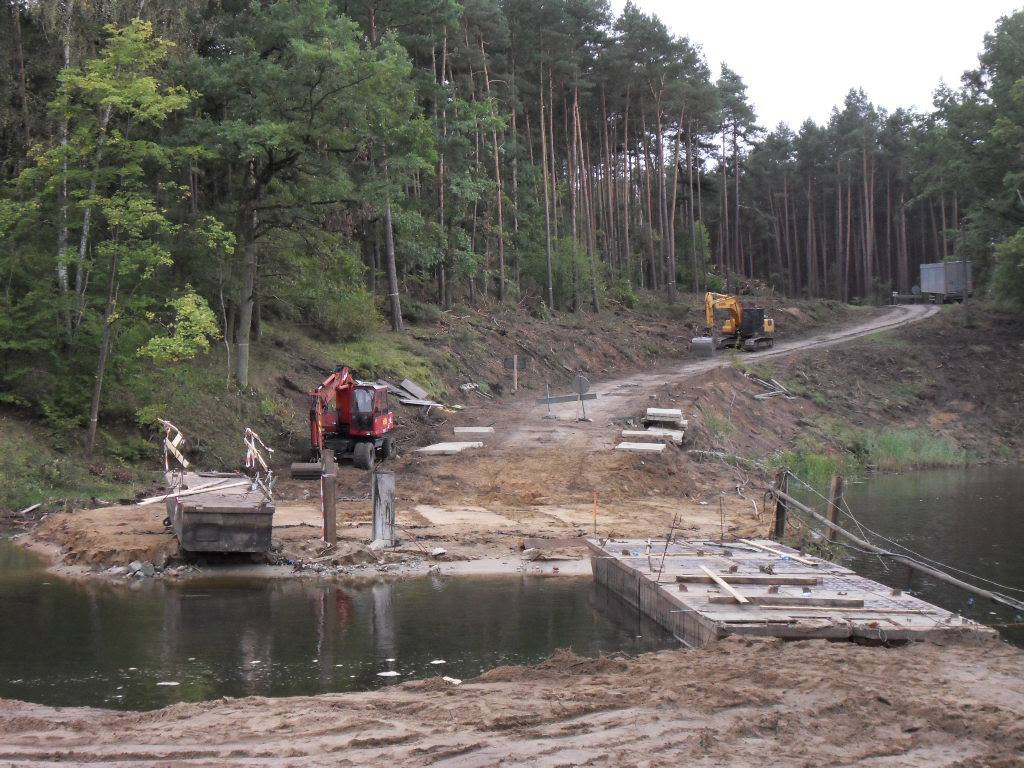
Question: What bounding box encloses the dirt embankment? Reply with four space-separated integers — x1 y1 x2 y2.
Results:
1 635 1021 766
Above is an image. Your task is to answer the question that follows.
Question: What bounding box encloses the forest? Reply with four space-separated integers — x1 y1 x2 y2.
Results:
2 0 1024 452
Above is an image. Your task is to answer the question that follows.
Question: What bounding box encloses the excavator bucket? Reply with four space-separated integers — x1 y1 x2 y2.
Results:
691 335 716 355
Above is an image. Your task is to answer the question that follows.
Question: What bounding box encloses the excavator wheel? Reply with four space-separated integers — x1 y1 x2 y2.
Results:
353 441 375 471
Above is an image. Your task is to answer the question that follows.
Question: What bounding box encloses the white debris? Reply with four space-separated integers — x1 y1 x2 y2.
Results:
430 659 447 665
377 670 400 677
430 547 447 558
156 681 180 686
442 676 462 685
415 441 484 456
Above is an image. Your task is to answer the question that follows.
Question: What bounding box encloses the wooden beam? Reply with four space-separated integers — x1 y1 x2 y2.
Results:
738 538 818 566
708 594 865 608
675 574 821 586
699 565 749 604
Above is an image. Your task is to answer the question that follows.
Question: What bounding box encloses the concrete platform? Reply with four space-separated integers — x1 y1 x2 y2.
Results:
587 537 994 646
416 441 484 456
453 426 495 435
615 442 666 453
621 428 685 445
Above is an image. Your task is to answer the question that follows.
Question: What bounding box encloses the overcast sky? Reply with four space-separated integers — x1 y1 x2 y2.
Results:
614 1 1021 130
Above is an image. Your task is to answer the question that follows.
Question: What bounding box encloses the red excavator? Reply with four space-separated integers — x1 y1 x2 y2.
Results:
295 365 396 471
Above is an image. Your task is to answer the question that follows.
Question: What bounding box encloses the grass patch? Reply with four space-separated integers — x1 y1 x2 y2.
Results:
703 413 735 439
862 331 909 347
322 333 442 396
769 424 968 486
0 415 137 511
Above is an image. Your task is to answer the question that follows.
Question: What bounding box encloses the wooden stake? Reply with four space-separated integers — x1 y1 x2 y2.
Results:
826 474 845 543
321 452 337 544
772 469 788 540
372 469 396 546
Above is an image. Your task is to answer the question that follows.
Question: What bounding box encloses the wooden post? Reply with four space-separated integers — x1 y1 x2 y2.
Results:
372 470 396 547
826 474 844 543
772 470 788 541
321 451 337 545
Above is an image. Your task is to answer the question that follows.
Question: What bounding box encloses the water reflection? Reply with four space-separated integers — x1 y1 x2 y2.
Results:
0 543 677 710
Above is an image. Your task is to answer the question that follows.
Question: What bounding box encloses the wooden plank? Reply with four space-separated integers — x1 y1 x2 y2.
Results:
708 595 865 608
675 574 821 586
400 378 430 400
399 398 443 407
138 479 249 506
699 565 749 604
739 538 818 566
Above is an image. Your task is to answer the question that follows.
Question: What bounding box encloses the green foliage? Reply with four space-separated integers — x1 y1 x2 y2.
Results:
139 290 220 363
992 228 1024 305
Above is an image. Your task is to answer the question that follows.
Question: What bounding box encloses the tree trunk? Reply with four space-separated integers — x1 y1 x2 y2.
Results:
539 68 554 309
384 203 403 331
234 201 258 387
11 1 31 148
84 249 119 460
480 38 506 302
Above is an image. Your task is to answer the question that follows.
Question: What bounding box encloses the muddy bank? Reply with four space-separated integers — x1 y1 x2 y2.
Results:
1 634 1021 766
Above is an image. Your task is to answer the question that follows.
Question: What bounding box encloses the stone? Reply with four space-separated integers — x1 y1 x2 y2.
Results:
128 560 144 573
430 547 447 558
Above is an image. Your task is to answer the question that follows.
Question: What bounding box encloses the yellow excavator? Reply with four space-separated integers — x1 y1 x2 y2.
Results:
691 292 775 353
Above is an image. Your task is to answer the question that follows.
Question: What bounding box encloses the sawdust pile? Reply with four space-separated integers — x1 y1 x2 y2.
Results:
1 635 1021 766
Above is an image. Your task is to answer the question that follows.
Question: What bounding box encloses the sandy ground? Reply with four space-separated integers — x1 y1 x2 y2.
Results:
0 634 1021 767
19 304 940 580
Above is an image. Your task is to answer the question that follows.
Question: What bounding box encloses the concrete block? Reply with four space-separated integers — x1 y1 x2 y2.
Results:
615 442 666 454
415 441 484 456
621 428 685 445
453 426 495 434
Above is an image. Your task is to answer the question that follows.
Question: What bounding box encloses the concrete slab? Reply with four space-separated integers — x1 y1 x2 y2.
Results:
621 428 685 445
645 408 683 420
453 426 495 435
416 441 484 456
615 442 666 454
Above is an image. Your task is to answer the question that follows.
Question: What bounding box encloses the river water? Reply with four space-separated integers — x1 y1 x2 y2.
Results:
2 465 1020 710
0 543 675 710
832 465 1024 646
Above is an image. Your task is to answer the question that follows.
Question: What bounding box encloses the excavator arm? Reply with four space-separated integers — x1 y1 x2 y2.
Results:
704 292 743 335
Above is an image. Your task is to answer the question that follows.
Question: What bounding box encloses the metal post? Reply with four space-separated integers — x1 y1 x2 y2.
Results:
321 451 337 544
772 470 788 541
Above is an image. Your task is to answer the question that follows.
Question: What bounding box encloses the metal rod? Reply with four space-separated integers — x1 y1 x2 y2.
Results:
768 485 1024 612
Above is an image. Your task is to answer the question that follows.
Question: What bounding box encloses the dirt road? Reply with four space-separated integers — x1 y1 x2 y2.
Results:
1 634 1020 767
502 303 939 444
